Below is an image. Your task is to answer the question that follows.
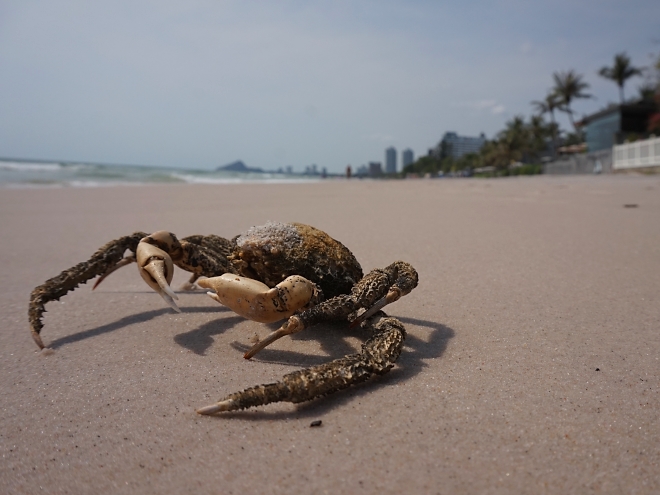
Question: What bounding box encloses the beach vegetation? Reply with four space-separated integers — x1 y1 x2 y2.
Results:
598 52 643 104
402 50 659 179
552 70 591 132
402 115 551 177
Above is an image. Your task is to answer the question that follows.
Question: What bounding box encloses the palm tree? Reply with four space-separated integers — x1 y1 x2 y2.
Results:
598 52 642 104
481 140 510 171
482 116 530 169
531 92 560 125
500 116 529 154
553 70 591 132
528 115 550 157
532 92 561 154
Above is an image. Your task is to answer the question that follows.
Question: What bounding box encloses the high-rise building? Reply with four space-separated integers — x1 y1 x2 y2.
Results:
369 162 383 176
385 147 397 174
431 132 486 159
402 148 414 168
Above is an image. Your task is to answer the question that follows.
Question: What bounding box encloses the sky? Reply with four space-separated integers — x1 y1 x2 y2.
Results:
1 0 659 173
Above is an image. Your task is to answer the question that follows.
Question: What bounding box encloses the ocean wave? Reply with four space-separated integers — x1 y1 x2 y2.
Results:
169 172 318 185
170 173 258 184
0 159 322 188
2 179 155 189
0 161 63 172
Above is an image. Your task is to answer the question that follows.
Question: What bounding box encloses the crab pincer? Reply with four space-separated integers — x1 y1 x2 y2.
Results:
135 232 181 312
198 274 321 357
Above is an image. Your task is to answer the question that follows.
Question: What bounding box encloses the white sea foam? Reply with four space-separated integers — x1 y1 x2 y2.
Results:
170 172 319 185
0 159 324 188
0 161 62 172
169 173 248 185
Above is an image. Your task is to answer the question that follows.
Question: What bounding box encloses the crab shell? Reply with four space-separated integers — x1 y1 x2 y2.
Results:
198 274 319 323
228 222 363 299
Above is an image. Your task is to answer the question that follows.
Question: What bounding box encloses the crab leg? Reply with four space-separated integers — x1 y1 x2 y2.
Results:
178 234 235 279
28 232 148 349
92 233 236 293
179 273 201 292
29 230 239 349
92 256 135 290
243 261 418 359
197 313 405 414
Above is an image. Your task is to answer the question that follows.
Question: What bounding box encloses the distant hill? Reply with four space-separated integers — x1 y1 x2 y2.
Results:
216 160 263 173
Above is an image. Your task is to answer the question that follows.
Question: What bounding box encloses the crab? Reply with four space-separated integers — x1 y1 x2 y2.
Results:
29 222 418 414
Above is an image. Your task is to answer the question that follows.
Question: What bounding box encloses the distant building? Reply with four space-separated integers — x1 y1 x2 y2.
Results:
432 132 486 159
285 166 293 174
402 148 414 168
385 147 397 173
369 162 382 177
579 102 656 152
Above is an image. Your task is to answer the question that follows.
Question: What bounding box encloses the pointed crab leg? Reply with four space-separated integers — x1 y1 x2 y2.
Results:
92 256 136 290
197 314 405 414
349 261 417 328
242 316 304 359
349 287 403 328
28 232 148 349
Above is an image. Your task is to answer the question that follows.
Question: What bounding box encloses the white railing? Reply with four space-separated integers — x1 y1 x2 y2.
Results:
613 135 660 170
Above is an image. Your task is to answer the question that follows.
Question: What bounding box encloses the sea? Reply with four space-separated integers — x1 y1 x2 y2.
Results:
0 158 320 188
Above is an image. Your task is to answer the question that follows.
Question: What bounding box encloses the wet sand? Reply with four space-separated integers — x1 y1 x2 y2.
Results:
1 176 659 494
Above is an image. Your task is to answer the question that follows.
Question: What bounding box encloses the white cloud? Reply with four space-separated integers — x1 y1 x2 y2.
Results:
455 100 507 115
491 105 506 115
473 100 498 110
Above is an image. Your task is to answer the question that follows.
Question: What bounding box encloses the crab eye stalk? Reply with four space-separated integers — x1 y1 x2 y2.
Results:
136 239 180 312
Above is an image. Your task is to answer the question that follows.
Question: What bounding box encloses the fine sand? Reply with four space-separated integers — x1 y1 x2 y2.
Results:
1 176 658 494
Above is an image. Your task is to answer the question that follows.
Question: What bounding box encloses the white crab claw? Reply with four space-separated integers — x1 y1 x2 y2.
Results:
136 239 180 312
144 260 180 312
198 274 316 324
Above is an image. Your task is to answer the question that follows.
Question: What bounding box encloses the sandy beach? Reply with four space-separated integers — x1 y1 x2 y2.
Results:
1 176 658 494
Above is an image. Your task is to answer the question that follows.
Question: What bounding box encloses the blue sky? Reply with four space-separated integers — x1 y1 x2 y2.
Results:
1 0 658 172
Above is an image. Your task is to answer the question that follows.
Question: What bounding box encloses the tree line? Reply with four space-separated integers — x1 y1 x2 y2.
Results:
403 51 660 177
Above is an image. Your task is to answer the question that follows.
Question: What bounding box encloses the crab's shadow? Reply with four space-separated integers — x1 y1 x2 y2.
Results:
192 315 454 420
46 302 453 421
46 304 234 349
